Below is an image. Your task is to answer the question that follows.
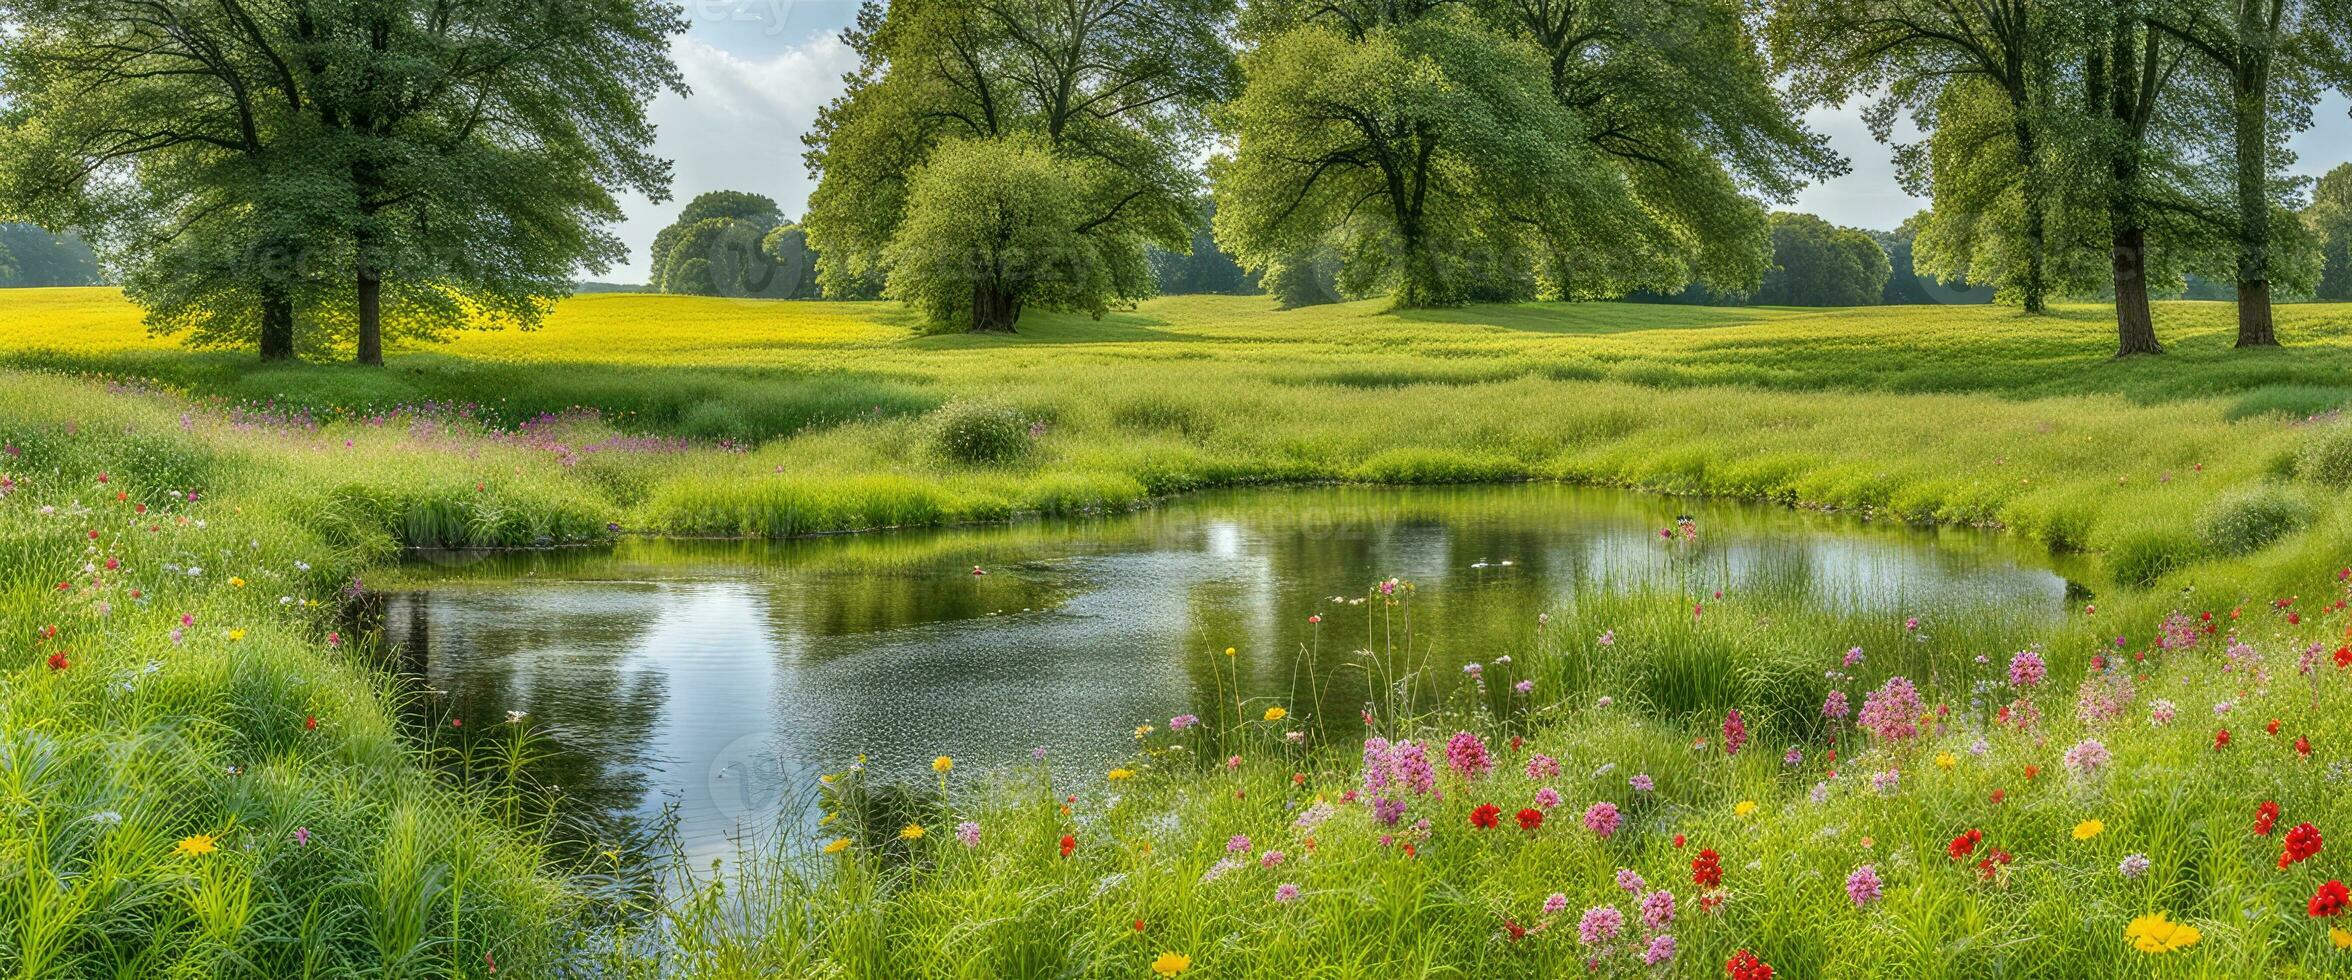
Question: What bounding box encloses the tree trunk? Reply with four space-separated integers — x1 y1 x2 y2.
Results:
1391 223 1452 308
2112 226 2161 356
2014 113 2049 314
260 289 296 361
356 264 385 365
2230 30 2277 348
970 282 1021 332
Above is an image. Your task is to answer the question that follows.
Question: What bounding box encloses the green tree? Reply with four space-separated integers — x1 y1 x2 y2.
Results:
2315 164 2352 301
760 224 824 299
803 0 1235 331
296 0 683 364
0 225 103 286
0 0 331 358
2145 0 2348 346
1479 0 1845 298
1769 0 2064 313
651 191 786 292
1753 212 1892 307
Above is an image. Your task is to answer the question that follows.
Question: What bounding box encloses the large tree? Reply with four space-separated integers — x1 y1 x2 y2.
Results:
1478 0 1845 298
2145 0 2346 346
2316 163 2352 301
1754 212 1893 306
0 0 330 358
1769 0 2063 313
803 0 1236 332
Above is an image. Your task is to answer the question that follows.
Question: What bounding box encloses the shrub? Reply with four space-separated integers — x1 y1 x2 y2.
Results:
2194 484 2313 556
2104 523 2204 589
2224 385 2348 422
929 400 1033 466
2296 420 2352 487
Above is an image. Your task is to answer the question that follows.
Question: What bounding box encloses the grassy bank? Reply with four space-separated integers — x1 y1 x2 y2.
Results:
6 291 2352 975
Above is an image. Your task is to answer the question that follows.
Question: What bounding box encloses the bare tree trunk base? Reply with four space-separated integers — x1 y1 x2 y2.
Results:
2233 279 2277 348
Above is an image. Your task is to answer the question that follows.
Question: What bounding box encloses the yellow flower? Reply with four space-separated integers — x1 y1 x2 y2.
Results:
819 774 836 785
1262 706 1287 722
227 629 246 642
1224 647 1235 658
1108 768 1136 781
1151 951 1191 976
2125 912 2201 954
1734 800 1758 818
1134 724 1154 738
2073 819 2105 841
1935 751 1957 770
173 834 218 857
819 812 839 826
823 838 851 855
932 755 954 774
228 576 245 588
899 823 926 841
2331 925 2351 950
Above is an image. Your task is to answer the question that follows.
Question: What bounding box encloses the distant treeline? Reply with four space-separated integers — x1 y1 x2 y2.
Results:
0 224 102 288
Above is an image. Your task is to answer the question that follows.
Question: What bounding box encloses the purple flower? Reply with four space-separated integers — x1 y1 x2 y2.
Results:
1169 714 1199 731
1583 801 1622 839
1259 850 1286 868
1846 864 1882 907
1525 753 1561 779
2007 650 2047 687
1822 689 1850 721
955 821 981 848
1372 796 1407 826
1514 679 1535 694
1844 647 1865 666
1544 892 1570 915
1534 787 1562 809
1226 834 1252 854
1577 906 1624 946
1782 746 1803 767
1629 773 1654 793
1722 710 1748 756
2063 738 2111 776
1639 889 1675 930
292 826 310 847
2119 853 2150 879
1274 882 1301 903
1444 731 1492 779
1616 868 1647 894
1858 676 1925 742
1643 934 1677 965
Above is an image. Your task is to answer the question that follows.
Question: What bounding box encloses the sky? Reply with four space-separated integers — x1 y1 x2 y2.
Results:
606 0 2352 283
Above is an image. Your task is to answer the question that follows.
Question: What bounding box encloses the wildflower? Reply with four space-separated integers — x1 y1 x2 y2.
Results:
2334 926 2352 950
292 827 309 847
2297 736 2314 758
1534 787 1562 809
2149 700 2176 726
2216 728 2233 749
1846 864 1882 907
2073 819 2105 841
1259 850 1286 868
1107 768 1135 781
933 756 954 774
822 838 851 854
1060 834 1077 858
898 824 925 841
1857 676 1925 741
1640 888 1676 930
1515 807 1543 832
2310 880 2349 918
1524 753 1560 779
1629 773 1655 793
2062 738 2110 777
1470 804 1503 830
2124 912 2201 954
955 821 981 848
1577 905 1623 945
1844 646 1865 666
1726 948 1775 980
2282 822 2324 869
1274 882 1301 904
228 576 245 588
1262 706 1287 722
2119 853 2150 879
227 629 247 642
1584 801 1621 838
1373 796 1407 825
2008 650 2046 687
1692 849 1723 888
1644 934 1677 966
1150 951 1191 976
174 834 218 857
2258 801 2282 836
1722 709 1748 756
1169 714 1198 731
45 651 67 671
1444 731 1492 778
1948 829 1984 861
1514 679 1534 694
1735 799 1759 817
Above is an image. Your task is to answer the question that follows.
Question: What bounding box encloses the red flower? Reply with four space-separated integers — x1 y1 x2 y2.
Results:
2336 646 2352 669
2282 823 2324 869
1515 807 1543 832
2257 801 2282 836
304 715 318 731
1989 788 2006 804
1470 804 1502 830
2311 880 2349 918
1502 918 1527 942
2297 736 2313 757
1948 829 1983 861
1673 834 1687 848
45 651 68 671
2023 764 2040 781
1132 919 1145 932
2268 718 2283 736
2216 728 2233 749
1059 834 1076 858
1725 949 1774 980
1692 848 1723 888
1976 849 2014 881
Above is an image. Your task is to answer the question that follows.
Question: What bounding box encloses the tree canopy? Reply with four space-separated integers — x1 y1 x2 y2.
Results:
1754 213 1893 307
802 0 1236 331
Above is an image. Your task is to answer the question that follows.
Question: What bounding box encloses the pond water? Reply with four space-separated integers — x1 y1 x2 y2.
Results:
379 485 2084 867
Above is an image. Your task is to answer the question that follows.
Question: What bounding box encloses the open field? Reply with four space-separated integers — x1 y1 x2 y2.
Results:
6 291 2352 975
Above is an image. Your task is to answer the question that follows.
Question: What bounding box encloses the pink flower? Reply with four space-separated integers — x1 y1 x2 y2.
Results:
1444 731 1492 779
1524 753 1561 779
1722 710 1748 756
1857 676 1924 741
1576 905 1624 945
1583 801 1622 839
1534 787 1562 809
1543 893 1569 916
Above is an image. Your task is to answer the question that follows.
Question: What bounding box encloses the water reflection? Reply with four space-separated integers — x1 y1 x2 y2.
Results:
382 485 2083 866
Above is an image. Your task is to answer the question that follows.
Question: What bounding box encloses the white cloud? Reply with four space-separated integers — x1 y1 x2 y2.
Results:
603 34 858 283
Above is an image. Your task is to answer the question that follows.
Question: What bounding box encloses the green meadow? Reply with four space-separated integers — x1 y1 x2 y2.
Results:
7 290 2352 976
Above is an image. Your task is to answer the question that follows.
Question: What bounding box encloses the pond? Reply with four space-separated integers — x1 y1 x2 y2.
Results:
377 485 2085 868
